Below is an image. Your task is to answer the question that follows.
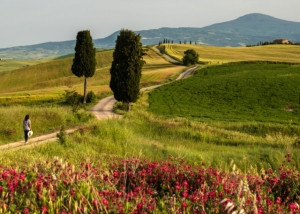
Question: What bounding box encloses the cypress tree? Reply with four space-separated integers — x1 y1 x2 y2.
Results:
71 30 96 104
110 29 145 111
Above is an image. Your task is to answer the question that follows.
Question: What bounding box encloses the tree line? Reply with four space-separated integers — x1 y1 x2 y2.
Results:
158 39 197 46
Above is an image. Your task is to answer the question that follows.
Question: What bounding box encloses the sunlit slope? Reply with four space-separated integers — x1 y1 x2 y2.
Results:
165 44 300 63
148 63 300 125
0 48 184 101
0 50 113 94
141 48 185 85
0 59 52 72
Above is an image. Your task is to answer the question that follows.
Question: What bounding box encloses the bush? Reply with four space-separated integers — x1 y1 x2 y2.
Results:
64 90 83 105
56 125 67 145
86 91 96 103
182 49 199 66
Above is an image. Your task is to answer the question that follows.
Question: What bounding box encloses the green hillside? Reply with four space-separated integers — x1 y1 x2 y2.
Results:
148 63 300 133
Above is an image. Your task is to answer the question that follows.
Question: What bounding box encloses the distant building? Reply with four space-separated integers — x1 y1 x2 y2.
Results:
273 39 289 44
289 41 295 45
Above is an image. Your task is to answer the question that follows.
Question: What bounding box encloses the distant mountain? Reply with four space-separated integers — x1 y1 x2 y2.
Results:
1 13 299 60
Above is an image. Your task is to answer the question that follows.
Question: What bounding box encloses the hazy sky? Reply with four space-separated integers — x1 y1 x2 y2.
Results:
1 0 299 48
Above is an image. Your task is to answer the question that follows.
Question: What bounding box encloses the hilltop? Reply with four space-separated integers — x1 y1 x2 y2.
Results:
1 13 300 60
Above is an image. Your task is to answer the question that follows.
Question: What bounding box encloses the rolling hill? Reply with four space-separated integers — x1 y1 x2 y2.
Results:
1 13 299 60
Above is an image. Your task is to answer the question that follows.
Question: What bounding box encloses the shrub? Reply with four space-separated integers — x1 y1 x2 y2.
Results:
56 125 67 145
182 49 199 66
86 91 96 103
64 90 84 112
64 90 83 105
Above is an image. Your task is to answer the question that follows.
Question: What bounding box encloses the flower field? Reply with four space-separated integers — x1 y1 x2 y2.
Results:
0 155 299 213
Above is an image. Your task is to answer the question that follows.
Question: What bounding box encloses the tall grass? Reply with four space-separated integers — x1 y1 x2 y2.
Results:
0 105 94 145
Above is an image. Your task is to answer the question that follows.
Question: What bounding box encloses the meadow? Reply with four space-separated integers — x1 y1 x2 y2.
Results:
0 45 300 213
148 63 300 124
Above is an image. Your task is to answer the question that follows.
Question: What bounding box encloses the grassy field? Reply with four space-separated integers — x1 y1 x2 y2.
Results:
164 44 300 64
148 63 300 138
148 63 300 124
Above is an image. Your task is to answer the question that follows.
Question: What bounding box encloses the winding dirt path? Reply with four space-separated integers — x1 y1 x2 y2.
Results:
152 45 178 63
0 51 200 152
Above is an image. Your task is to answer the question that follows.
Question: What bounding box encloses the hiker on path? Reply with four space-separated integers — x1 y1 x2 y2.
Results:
23 114 31 143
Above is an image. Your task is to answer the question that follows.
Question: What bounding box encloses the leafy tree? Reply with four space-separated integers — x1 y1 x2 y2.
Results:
172 40 173 44
110 29 145 111
179 41 181 44
190 41 192 44
71 30 96 103
182 49 199 66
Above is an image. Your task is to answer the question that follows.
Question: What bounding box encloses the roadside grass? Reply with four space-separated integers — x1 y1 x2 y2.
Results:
0 105 95 145
164 44 300 64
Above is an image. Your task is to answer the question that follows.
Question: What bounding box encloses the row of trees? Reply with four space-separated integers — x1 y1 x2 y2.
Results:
159 40 197 46
71 30 199 110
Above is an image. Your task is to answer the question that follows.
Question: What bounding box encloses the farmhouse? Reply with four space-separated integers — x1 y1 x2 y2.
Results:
273 39 289 44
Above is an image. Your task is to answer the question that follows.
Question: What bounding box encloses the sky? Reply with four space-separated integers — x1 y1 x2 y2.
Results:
1 0 300 49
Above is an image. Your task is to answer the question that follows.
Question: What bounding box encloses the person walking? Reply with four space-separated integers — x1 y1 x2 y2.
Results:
23 114 31 143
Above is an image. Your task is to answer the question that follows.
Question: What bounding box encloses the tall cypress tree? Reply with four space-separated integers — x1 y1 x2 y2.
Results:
71 30 96 103
110 29 145 111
